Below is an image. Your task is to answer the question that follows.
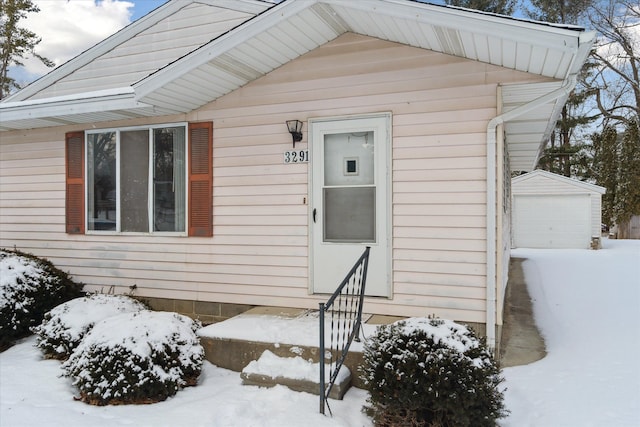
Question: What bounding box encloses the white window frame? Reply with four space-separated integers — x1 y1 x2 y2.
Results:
85 122 189 236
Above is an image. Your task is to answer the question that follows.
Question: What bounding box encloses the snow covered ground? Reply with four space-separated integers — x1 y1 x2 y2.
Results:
500 239 640 427
0 335 370 427
1 239 638 426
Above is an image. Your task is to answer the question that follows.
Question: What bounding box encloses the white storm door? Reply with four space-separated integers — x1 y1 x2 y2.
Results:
310 115 391 297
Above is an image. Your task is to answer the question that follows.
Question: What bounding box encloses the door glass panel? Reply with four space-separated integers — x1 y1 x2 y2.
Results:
120 130 149 232
324 132 374 186
323 131 376 243
323 187 375 242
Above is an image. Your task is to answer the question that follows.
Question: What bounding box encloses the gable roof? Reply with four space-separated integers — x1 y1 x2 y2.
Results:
512 170 606 194
3 0 271 103
0 0 595 171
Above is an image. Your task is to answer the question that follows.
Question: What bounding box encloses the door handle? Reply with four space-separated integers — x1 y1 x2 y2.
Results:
313 208 317 223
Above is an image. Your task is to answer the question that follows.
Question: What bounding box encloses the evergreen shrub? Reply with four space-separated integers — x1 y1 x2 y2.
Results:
361 317 507 427
62 311 204 405
0 248 84 350
32 293 147 360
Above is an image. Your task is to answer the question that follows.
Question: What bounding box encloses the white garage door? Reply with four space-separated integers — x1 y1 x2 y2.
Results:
513 194 591 248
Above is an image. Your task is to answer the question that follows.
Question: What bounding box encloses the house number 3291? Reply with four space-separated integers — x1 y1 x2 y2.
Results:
283 149 309 164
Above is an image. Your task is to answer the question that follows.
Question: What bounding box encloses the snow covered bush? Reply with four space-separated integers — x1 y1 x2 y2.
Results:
0 249 84 351
32 293 147 360
62 311 204 405
361 317 507 427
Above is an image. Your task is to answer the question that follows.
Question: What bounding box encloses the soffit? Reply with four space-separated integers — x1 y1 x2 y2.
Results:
135 0 587 113
0 0 595 172
502 81 566 172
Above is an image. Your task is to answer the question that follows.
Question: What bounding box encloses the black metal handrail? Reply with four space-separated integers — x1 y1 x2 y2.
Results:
319 246 370 415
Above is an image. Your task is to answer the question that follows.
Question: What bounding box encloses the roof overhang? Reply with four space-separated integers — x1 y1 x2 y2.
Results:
0 88 163 130
0 0 595 170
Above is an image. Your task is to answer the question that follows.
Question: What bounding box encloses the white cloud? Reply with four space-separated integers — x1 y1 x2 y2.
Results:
20 0 134 77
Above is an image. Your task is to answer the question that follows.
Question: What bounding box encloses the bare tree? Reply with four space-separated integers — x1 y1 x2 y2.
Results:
587 0 639 126
444 0 518 15
526 0 593 23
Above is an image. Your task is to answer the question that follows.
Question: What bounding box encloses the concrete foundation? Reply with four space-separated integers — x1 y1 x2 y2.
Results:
143 297 254 325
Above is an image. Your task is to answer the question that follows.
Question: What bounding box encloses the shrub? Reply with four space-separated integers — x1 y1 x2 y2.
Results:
62 311 204 405
32 293 147 360
0 248 84 351
361 317 507 427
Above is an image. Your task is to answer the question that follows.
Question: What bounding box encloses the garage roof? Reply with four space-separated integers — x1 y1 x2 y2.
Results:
513 170 606 194
0 0 595 171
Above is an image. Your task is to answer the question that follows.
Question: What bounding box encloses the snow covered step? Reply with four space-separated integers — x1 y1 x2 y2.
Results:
198 308 372 388
240 350 352 400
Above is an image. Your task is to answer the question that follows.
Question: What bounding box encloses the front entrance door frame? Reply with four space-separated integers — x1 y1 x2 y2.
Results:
308 112 392 298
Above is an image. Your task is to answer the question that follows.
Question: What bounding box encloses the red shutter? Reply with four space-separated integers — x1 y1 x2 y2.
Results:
188 122 213 237
65 131 85 234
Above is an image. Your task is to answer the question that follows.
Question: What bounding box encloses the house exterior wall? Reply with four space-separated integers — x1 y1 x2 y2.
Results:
0 34 547 325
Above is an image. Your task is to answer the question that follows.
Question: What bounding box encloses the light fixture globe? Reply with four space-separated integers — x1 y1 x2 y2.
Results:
286 120 303 147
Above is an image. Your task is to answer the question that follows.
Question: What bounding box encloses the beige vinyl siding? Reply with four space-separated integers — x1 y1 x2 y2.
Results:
0 133 66 248
1 33 547 324
31 4 255 100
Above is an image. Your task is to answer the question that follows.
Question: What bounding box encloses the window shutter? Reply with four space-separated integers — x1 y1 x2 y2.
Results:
188 122 213 237
65 131 85 234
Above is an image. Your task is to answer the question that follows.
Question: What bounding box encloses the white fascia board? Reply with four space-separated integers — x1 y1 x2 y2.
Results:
1 87 134 107
0 89 150 123
323 0 582 52
338 0 586 35
2 0 193 103
195 0 273 14
133 0 318 98
570 30 597 75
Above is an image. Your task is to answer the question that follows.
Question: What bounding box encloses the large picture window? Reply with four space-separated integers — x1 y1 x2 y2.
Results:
65 122 213 237
86 125 187 233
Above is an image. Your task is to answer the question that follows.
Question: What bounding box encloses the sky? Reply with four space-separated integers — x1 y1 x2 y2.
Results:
9 0 168 85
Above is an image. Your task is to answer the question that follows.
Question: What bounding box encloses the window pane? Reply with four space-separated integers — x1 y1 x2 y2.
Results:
120 130 149 232
87 132 116 231
324 187 375 242
153 127 186 232
324 131 374 186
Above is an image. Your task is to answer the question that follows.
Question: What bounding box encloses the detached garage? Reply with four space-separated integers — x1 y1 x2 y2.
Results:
512 170 606 249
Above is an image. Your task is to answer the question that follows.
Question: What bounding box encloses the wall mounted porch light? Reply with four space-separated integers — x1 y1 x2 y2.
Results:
286 119 303 148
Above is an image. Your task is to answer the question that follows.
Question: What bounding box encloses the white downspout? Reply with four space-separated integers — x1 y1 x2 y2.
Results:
485 74 578 350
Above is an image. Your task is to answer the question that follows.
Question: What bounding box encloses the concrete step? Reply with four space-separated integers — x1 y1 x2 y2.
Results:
197 307 403 390
240 350 352 400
